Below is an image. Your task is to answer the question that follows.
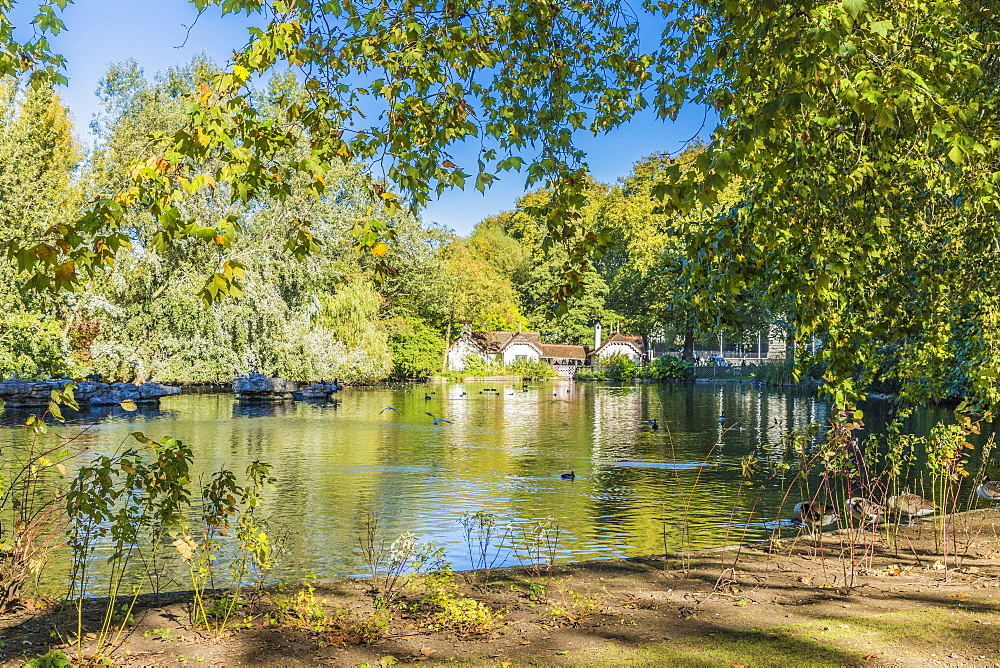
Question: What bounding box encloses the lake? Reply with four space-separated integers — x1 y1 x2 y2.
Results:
0 379 979 589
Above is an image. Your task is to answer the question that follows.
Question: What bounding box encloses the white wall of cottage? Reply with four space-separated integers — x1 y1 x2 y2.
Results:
446 338 489 370
597 342 643 363
501 343 541 365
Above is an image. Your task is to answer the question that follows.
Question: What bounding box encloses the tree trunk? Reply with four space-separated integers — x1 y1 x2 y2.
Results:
682 326 695 362
441 319 452 373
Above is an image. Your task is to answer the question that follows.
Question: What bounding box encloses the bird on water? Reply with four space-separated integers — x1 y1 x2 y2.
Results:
561 471 576 480
886 492 935 526
641 419 659 430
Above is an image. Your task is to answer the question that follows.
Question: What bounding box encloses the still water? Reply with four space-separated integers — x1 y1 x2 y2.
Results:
1 379 975 586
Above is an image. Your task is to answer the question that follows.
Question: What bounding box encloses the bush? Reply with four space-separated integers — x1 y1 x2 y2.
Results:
574 367 607 380
388 318 447 378
646 355 694 380
752 359 794 385
601 353 639 380
507 357 557 380
0 313 73 380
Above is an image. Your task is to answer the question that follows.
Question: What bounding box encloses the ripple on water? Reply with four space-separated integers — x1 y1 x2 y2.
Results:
608 460 709 470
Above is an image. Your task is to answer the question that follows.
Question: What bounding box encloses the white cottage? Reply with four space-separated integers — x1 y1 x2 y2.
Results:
591 331 649 364
445 323 649 371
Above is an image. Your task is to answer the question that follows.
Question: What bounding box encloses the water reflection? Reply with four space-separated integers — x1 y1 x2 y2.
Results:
0 380 989 590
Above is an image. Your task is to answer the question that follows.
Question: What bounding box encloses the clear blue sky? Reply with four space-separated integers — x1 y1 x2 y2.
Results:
18 0 712 235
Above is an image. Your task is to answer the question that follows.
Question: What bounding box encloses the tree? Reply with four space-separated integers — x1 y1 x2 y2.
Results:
650 2 1000 405
387 317 447 378
8 0 644 308
6 1 1000 405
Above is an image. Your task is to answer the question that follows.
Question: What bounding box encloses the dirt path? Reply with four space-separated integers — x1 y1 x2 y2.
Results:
6 509 1000 667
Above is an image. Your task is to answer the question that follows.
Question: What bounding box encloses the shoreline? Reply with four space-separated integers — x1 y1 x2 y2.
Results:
6 509 1000 666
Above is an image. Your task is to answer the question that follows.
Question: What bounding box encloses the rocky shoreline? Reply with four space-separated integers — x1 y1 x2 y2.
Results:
0 379 181 408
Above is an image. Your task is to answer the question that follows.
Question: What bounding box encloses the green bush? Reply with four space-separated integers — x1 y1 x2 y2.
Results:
601 353 639 380
574 367 607 380
0 313 73 380
752 360 793 385
456 353 506 378
507 357 557 380
646 355 694 380
388 318 447 378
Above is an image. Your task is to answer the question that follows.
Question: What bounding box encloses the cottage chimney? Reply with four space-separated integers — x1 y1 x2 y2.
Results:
594 322 602 350
460 323 471 336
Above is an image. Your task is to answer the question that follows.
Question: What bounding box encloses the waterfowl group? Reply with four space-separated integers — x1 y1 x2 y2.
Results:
791 491 940 534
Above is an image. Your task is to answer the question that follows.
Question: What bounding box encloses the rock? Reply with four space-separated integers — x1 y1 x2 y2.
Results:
300 379 342 401
0 379 181 408
232 373 298 402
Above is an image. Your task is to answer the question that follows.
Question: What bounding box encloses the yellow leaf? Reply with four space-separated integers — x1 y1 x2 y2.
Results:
120 400 138 411
172 535 198 561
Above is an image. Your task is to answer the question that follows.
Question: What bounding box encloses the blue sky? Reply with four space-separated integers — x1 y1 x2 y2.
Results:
17 0 712 235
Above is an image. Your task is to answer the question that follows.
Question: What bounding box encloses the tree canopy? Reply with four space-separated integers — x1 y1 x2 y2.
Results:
1 1 999 404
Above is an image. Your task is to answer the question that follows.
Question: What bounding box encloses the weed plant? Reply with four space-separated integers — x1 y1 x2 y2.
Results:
0 385 80 613
417 565 497 635
458 511 513 588
511 517 560 578
358 515 447 608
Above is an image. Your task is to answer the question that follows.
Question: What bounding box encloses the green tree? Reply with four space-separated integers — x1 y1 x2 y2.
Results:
387 317 447 378
651 2 1000 405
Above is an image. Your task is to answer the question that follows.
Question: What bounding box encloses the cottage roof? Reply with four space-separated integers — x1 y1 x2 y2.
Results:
469 330 542 353
593 332 646 357
503 331 545 355
540 344 589 360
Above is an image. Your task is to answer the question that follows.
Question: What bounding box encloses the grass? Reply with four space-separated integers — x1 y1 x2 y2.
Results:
449 601 1000 667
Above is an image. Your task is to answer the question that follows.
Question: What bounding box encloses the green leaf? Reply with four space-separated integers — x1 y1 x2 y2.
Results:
842 0 867 18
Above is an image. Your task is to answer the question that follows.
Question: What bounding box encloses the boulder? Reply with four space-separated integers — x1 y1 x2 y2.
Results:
300 379 342 401
232 373 298 401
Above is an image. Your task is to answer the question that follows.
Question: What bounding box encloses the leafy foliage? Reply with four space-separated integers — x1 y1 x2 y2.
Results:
388 317 447 378
0 313 71 380
646 355 694 380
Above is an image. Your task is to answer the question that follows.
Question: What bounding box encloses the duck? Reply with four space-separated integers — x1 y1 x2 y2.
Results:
886 492 936 526
717 413 726 424
848 497 883 527
561 471 576 480
976 474 1000 507
640 419 659 430
793 501 838 534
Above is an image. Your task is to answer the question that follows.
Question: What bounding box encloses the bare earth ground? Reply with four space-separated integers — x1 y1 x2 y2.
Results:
7 509 1000 667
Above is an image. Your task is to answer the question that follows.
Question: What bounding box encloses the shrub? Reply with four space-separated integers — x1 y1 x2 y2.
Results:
574 368 607 380
646 355 694 380
418 567 496 635
507 357 557 380
601 353 639 380
388 318 447 378
0 313 73 380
